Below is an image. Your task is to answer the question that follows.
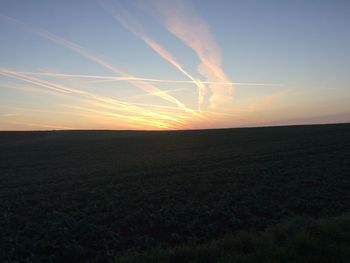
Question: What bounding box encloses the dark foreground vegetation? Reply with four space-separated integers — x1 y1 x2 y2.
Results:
0 123 349 262
120 213 350 263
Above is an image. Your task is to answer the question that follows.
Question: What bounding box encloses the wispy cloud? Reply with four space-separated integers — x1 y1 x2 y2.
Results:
66 104 178 129
0 14 198 115
103 3 206 110
7 121 76 130
0 5 286 130
0 79 66 97
145 0 234 109
0 68 73 94
0 67 192 129
11 71 279 87
2 113 20 117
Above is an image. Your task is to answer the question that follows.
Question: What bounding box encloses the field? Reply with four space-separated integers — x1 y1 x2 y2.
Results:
1 123 350 262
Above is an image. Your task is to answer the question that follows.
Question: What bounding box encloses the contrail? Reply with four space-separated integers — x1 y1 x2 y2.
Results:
80 98 187 125
102 3 206 111
126 36 207 111
0 14 199 115
0 79 68 97
127 102 197 112
147 0 235 109
128 87 188 100
0 68 189 127
14 71 281 87
0 68 73 94
8 121 76 130
66 105 176 129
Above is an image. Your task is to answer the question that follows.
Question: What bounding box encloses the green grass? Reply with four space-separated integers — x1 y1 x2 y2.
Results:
0 123 349 262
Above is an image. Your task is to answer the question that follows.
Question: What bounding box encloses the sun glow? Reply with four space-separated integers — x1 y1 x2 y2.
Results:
0 1 286 131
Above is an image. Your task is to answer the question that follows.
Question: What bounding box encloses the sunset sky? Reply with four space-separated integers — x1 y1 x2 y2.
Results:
1 0 349 130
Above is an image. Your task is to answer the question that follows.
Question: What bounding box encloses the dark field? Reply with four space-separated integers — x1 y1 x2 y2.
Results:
1 123 350 262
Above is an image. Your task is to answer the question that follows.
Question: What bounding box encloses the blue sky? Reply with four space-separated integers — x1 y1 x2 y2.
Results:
0 0 349 130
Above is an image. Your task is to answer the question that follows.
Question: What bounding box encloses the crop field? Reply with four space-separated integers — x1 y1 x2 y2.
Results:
0 123 349 262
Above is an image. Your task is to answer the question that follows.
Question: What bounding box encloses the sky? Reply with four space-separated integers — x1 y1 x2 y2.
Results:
0 0 349 130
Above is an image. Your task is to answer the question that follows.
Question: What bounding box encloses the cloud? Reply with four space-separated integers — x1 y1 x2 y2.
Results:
11 71 279 87
0 14 197 115
2 113 20 117
0 9 284 130
8 121 76 130
145 0 234 109
104 3 206 110
0 67 190 128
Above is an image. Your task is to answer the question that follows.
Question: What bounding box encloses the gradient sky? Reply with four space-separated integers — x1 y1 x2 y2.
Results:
1 0 349 130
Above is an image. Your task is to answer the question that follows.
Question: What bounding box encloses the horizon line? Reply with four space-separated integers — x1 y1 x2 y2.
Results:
1 121 348 133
